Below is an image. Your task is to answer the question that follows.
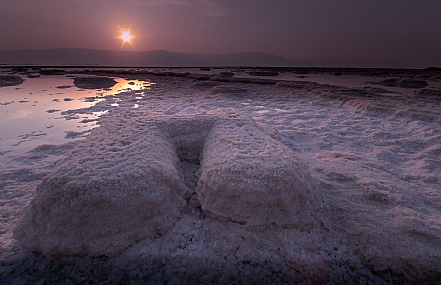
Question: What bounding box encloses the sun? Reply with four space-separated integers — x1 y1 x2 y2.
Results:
118 27 136 49
121 31 131 43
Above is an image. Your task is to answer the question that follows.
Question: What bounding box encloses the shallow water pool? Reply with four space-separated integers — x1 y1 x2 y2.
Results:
0 73 151 165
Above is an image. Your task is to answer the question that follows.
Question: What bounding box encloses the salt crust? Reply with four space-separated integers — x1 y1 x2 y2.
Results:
197 115 318 226
3 73 441 282
14 108 319 258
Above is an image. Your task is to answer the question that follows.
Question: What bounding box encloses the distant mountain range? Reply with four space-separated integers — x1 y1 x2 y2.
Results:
0 49 294 67
0 48 418 68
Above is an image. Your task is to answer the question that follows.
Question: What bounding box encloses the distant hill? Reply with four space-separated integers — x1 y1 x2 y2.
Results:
1 48 414 68
0 48 294 67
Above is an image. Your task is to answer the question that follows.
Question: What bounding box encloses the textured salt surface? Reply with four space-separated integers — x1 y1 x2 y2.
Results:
14 109 319 258
1 70 441 284
196 113 318 227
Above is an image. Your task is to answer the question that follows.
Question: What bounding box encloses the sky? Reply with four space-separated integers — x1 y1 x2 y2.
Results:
1 0 441 67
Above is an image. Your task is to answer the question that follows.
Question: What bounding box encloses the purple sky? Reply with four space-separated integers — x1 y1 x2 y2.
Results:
1 0 440 67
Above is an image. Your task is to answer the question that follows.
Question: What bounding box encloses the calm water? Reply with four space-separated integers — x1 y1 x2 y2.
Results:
0 74 151 165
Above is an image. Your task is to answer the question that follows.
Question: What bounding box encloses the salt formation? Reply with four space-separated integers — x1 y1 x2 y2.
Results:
0 75 24 87
15 109 319 258
39 69 67 75
377 77 428 88
73 76 117 89
197 112 318 227
14 113 188 257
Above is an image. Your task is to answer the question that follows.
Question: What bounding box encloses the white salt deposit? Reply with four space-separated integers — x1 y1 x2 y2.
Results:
14 112 188 257
1 68 441 283
14 108 318 258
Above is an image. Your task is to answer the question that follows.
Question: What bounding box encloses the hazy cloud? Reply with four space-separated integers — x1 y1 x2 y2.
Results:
192 0 228 16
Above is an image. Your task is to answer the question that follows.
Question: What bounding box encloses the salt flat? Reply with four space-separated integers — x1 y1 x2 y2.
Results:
1 68 441 284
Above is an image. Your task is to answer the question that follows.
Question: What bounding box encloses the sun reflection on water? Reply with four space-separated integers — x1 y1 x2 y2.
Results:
0 75 153 165
114 80 151 94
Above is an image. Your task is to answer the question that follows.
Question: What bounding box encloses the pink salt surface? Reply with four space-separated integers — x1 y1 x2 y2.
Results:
1 70 441 283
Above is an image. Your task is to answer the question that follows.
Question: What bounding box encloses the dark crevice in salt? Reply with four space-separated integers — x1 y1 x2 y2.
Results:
177 145 206 220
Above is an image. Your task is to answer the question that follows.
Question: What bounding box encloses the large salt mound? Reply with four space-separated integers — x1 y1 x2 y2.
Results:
14 113 188 257
14 109 319 258
197 113 318 227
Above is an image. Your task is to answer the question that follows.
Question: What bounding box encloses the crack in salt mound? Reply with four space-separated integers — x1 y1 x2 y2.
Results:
14 108 319 258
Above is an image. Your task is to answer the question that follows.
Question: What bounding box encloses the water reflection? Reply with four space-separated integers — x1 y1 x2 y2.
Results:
116 80 151 93
0 75 152 165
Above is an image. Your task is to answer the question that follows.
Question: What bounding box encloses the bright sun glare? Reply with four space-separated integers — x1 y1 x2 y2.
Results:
121 31 131 42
